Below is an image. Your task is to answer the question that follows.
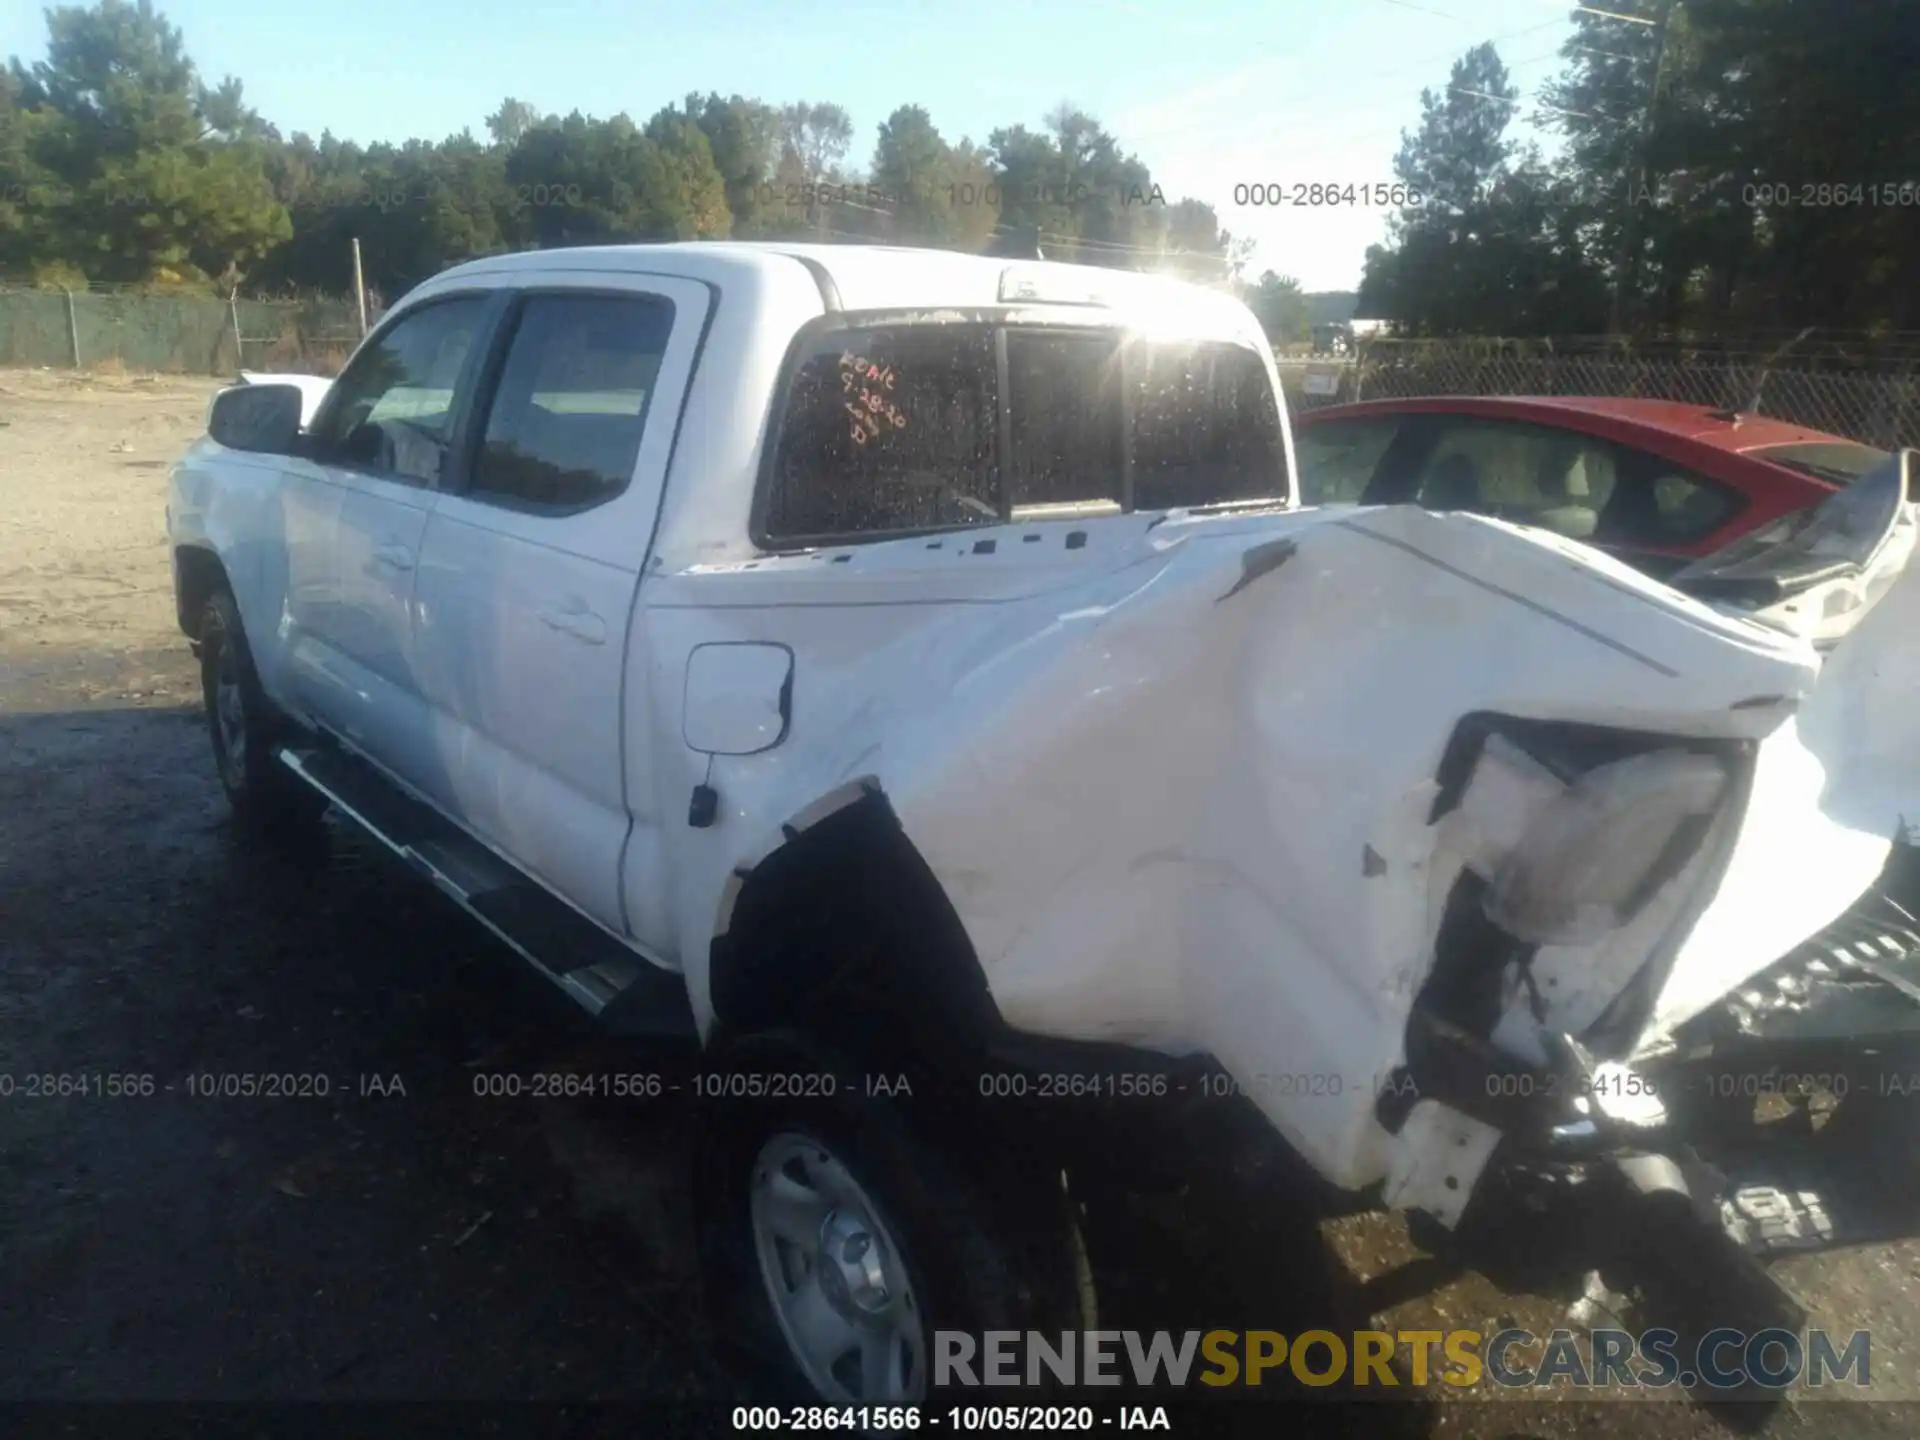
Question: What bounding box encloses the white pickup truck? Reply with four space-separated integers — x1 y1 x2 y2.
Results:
169 241 1920 1406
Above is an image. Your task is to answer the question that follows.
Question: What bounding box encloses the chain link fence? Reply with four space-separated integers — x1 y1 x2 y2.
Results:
9 286 1919 450
0 284 369 375
1280 336 1920 451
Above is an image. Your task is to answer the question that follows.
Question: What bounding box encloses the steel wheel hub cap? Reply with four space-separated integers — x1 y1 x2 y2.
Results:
749 1132 926 1404
817 1208 893 1318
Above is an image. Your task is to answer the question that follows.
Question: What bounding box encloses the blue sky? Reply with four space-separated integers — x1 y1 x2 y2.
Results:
4 0 1589 290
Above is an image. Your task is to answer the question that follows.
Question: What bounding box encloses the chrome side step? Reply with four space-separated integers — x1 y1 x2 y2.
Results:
277 744 695 1039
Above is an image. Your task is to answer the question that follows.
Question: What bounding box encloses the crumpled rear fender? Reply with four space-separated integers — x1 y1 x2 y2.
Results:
875 506 1816 1187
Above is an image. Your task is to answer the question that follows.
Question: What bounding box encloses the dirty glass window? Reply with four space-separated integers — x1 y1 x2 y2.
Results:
1411 420 1617 541
468 293 674 510
1130 342 1288 510
1006 330 1124 510
1293 416 1399 504
311 297 487 485
763 326 1000 542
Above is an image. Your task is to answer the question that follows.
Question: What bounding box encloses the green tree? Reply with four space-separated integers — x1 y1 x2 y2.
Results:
1245 271 1310 347
684 92 778 235
640 105 733 238
17 0 288 285
0 65 69 277
775 101 853 182
1360 42 1605 334
485 98 539 150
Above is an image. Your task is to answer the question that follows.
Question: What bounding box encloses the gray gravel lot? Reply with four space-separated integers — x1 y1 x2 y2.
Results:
2 366 1916 1436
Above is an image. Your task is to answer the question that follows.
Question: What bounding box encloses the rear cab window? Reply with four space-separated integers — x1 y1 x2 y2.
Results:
757 317 1288 547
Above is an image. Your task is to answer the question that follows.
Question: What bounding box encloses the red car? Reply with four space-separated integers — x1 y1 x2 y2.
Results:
1292 396 1891 579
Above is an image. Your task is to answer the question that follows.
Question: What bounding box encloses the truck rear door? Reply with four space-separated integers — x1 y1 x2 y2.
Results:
408 275 711 936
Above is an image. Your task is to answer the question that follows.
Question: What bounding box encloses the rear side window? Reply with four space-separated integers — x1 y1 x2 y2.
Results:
468 292 675 510
760 322 1288 545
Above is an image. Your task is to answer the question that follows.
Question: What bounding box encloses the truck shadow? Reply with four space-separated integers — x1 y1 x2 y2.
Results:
4 698 1912 1431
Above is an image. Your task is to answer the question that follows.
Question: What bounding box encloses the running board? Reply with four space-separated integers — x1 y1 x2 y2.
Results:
277 744 695 1040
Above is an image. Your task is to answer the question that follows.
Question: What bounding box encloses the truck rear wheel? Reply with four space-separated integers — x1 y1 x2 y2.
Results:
694 1028 1096 1407
198 590 326 840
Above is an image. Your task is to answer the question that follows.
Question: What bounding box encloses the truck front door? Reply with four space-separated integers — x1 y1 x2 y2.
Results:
287 295 494 778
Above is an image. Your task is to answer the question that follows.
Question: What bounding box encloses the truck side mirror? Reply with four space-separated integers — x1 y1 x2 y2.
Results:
208 383 304 455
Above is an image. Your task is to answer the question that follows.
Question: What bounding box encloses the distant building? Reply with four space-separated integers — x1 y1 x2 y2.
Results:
1310 318 1390 355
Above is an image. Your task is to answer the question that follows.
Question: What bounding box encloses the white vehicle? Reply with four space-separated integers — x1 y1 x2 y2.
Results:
169 242 1920 1406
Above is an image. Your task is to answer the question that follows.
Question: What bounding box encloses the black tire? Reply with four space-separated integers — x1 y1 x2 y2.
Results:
198 589 326 840
695 1028 1096 1411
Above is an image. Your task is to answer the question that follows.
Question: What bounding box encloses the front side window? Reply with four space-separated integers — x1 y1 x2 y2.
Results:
1292 416 1401 505
760 321 1289 545
1601 463 1743 547
467 293 675 510
310 297 487 485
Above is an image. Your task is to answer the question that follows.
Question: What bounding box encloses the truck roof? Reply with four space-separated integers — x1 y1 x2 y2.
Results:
432 241 1260 333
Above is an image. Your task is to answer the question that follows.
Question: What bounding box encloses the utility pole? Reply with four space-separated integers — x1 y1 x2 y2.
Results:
1609 0 1676 335
351 237 368 337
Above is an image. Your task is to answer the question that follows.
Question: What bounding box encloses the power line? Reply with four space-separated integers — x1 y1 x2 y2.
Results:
1122 16 1569 148
1374 0 1463 17
1449 83 1612 122
1573 4 1658 24
1278 45 1610 155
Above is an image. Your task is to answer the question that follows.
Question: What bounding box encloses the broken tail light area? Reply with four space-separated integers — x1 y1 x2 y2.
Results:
1483 751 1729 947
1400 716 1749 1108
1371 730 1920 1340
1373 716 1752 1225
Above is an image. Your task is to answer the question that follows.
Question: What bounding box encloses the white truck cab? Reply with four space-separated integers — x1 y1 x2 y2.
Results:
169 241 1920 1408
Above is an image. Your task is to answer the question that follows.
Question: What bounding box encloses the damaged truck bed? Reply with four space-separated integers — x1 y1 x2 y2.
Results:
883 454 1920 1342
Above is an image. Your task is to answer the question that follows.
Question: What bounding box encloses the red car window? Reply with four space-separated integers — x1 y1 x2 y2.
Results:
1295 416 1402 503
1632 466 1744 545
1408 419 1617 542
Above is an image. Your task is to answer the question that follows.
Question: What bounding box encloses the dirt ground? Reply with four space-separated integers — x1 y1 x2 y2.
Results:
2 365 1918 1436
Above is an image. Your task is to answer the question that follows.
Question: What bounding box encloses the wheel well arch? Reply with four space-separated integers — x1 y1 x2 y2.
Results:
707 783 1001 1071
173 543 229 639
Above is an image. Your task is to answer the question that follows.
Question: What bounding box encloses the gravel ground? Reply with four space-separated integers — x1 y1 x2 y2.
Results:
2 366 1917 1437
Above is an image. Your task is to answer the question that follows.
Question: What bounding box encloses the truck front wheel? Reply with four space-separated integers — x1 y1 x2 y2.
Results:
695 1029 1096 1407
198 590 326 840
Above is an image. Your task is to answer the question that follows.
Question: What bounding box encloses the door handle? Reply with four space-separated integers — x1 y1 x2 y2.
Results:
539 603 606 645
373 542 415 572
